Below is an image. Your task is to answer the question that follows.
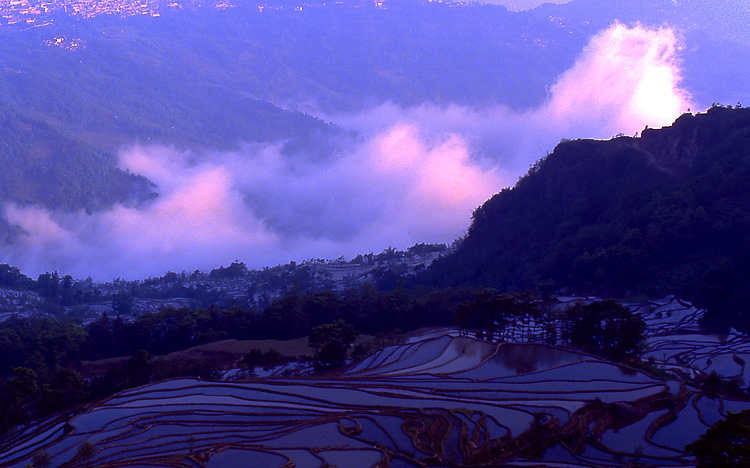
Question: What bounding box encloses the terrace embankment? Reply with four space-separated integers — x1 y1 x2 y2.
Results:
4 310 750 468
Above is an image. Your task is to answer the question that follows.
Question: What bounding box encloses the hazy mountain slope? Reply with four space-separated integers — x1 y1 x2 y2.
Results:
420 106 750 329
0 15 342 215
0 3 583 215
21 4 583 112
0 110 155 220
0 0 746 216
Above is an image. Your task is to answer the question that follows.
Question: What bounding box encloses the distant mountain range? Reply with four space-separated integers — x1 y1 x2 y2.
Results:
0 0 745 208
0 1 576 220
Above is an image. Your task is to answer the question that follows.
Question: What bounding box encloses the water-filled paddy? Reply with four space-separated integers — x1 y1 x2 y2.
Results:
650 402 707 451
205 448 288 468
600 409 670 456
318 449 383 467
4 314 750 468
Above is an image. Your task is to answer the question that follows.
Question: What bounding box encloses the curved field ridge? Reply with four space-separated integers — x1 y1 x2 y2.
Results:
3 327 749 468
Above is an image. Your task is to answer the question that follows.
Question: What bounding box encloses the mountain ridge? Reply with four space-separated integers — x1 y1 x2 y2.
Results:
419 106 750 330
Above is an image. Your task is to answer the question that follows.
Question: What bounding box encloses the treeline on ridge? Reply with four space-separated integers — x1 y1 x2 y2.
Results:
0 284 468 375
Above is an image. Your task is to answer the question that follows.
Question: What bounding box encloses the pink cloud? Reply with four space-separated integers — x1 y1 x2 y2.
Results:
0 24 699 280
546 23 692 135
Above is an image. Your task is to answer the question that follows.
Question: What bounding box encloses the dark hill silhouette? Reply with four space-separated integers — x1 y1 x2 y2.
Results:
420 106 750 332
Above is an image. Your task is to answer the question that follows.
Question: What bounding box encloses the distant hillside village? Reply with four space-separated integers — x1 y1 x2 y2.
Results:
0 0 473 25
0 244 447 323
1 0 228 24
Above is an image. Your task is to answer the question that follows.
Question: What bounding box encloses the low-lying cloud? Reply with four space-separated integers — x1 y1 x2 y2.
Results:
1 23 696 281
330 24 691 176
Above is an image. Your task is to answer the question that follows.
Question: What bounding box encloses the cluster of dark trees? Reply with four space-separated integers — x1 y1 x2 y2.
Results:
241 348 287 373
0 343 227 437
0 266 120 312
456 292 645 361
686 408 750 467
1 366 88 438
0 244 445 321
419 107 750 334
87 284 475 358
308 320 359 369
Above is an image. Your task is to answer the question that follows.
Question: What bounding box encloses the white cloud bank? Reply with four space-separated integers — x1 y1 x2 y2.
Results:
1 24 695 280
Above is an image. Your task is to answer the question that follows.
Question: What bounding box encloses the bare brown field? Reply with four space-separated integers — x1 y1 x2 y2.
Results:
81 335 375 376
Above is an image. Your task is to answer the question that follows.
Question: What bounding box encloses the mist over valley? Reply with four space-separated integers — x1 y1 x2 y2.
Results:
1 0 746 280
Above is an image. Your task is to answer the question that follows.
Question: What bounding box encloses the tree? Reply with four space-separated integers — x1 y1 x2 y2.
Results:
2 367 40 427
60 275 74 306
112 290 133 316
41 368 89 413
261 292 309 339
36 272 60 301
304 291 344 327
242 348 284 372
565 300 645 361
454 291 539 342
31 452 51 468
455 289 500 339
126 349 152 386
686 409 750 467
0 264 31 288
308 320 359 369
76 441 95 467
210 261 247 278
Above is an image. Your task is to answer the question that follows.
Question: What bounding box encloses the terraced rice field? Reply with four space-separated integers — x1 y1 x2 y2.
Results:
561 296 750 383
3 333 748 466
0 288 42 321
3 296 749 467
634 297 750 385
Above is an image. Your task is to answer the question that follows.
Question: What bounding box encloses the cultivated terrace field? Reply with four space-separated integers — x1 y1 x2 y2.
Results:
2 296 749 467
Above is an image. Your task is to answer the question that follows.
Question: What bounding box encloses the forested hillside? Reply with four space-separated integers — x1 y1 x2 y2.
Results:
421 106 750 331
